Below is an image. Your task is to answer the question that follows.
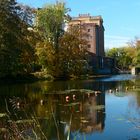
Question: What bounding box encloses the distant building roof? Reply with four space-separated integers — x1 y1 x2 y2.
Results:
71 13 103 21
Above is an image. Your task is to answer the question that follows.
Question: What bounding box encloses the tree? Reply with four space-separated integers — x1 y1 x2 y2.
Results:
129 39 140 66
106 48 119 59
35 41 57 74
59 25 88 77
117 48 132 70
35 1 89 78
35 1 70 50
0 0 36 77
126 38 140 66
106 47 133 70
36 24 88 78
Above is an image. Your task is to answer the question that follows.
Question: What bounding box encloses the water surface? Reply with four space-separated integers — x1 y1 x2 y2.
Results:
0 74 140 140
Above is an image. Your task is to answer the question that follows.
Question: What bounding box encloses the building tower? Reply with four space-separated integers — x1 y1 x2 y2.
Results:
68 14 105 56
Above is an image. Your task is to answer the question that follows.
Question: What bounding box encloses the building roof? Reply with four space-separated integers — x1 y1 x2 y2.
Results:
72 14 103 21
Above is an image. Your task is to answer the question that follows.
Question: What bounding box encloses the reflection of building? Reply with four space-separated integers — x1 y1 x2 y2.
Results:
68 14 116 74
53 91 105 135
80 93 105 133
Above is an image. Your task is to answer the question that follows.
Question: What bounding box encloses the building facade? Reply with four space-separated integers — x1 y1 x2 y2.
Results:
68 14 104 56
68 14 116 74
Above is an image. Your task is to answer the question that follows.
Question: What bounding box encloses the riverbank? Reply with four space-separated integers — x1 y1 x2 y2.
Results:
0 74 39 84
0 73 113 84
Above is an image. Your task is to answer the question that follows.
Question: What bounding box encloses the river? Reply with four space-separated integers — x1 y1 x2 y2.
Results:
0 74 140 140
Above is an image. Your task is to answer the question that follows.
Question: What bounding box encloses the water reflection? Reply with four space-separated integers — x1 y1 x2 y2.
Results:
0 75 140 140
0 92 106 139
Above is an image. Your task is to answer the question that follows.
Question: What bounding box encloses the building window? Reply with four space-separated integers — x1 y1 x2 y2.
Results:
88 29 90 32
88 44 91 48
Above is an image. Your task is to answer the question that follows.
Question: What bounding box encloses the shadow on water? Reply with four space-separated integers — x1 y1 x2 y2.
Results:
0 74 140 139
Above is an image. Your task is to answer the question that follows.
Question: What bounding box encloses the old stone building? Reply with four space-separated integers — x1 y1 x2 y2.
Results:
68 14 116 74
68 14 104 57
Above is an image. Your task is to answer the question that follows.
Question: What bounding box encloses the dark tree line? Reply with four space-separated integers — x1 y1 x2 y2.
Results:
0 0 89 79
0 0 36 78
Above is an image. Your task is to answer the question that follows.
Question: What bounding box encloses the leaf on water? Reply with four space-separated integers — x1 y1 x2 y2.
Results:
15 119 34 124
0 128 7 132
116 118 125 121
80 117 85 120
60 121 67 124
8 120 12 123
93 105 105 110
115 92 125 97
81 120 89 123
0 113 7 118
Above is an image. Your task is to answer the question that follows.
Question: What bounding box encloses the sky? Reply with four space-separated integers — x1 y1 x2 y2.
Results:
17 0 140 49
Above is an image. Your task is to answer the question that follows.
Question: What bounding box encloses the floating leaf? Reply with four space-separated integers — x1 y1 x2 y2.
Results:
0 113 7 118
15 119 34 124
93 105 105 110
116 118 125 121
115 92 125 97
80 117 85 120
60 121 67 124
81 120 89 123
0 128 7 132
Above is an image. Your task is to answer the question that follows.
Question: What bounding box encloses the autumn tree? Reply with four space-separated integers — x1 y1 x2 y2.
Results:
0 0 36 77
106 47 133 70
35 1 90 78
59 25 88 77
35 1 69 77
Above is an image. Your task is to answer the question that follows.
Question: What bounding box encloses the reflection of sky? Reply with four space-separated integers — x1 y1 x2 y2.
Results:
70 91 140 140
99 74 136 82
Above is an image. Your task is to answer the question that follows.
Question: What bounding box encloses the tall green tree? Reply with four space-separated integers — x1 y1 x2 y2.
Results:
36 1 70 50
106 47 133 70
131 40 140 66
125 38 140 67
35 1 89 78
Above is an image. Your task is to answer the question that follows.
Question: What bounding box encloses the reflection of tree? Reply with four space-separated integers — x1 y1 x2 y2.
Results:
51 91 105 136
136 92 140 108
133 80 140 108
0 89 106 139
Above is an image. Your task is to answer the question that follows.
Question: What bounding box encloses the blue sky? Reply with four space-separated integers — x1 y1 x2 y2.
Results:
17 0 140 49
